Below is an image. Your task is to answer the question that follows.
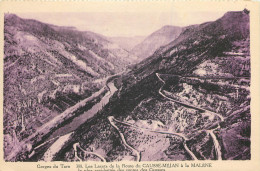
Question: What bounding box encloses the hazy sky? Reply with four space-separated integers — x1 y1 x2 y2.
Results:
16 10 241 37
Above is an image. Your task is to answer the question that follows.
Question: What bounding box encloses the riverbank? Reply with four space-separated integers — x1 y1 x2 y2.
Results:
29 79 118 161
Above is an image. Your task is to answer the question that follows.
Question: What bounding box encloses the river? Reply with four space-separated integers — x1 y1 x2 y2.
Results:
39 82 117 161
47 82 117 139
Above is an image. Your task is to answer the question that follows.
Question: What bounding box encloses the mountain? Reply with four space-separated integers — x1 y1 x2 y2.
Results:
108 36 146 52
56 10 250 161
131 25 183 60
3 14 138 160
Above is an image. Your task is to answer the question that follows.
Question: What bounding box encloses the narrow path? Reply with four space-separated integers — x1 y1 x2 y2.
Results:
111 116 187 140
183 142 198 160
159 74 250 92
108 116 141 161
159 73 250 80
73 143 82 161
156 73 224 160
73 143 106 162
108 116 198 160
156 73 224 121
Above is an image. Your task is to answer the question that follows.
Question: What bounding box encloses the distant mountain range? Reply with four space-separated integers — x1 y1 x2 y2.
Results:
108 26 184 62
131 25 183 61
108 36 146 52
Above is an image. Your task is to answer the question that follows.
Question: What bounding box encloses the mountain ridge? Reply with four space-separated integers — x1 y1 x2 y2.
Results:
131 25 183 61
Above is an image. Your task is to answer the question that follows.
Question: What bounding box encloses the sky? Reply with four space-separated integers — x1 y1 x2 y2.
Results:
16 10 242 37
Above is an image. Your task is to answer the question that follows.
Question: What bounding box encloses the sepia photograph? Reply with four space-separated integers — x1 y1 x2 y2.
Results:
1 1 256 167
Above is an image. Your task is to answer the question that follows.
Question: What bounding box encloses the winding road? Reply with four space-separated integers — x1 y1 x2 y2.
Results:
156 73 224 160
73 143 106 162
108 116 198 160
159 73 250 80
108 116 141 161
12 71 228 161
